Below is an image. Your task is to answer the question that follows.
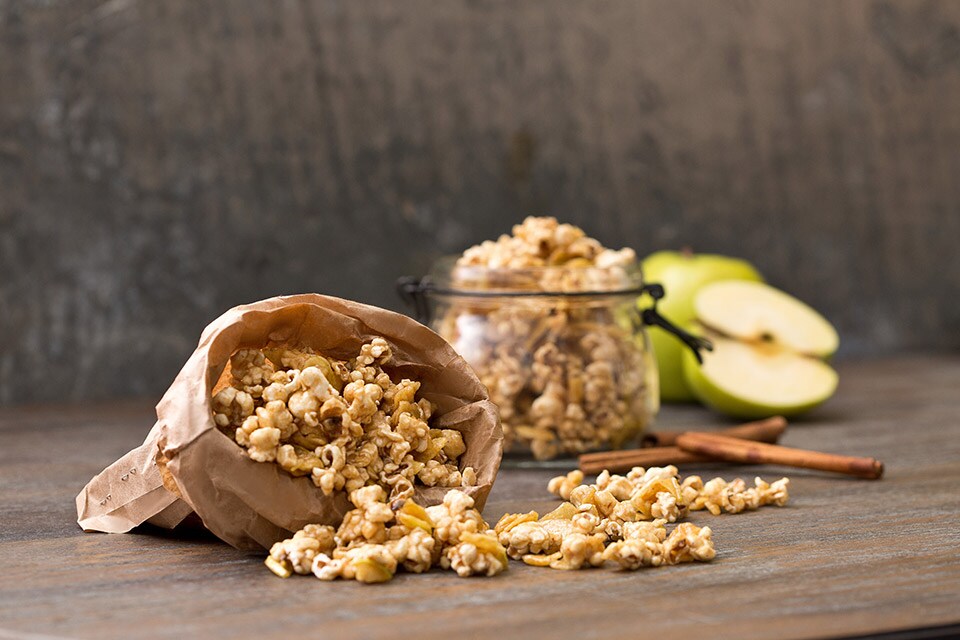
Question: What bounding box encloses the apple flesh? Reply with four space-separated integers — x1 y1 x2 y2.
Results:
682 281 840 418
694 280 838 358
682 328 838 418
640 251 763 402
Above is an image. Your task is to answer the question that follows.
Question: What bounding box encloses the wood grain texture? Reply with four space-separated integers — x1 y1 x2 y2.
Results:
1 356 959 640
2 0 960 406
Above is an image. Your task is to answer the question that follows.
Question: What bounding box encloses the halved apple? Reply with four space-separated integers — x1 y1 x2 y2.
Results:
694 280 838 358
681 328 838 418
682 281 840 418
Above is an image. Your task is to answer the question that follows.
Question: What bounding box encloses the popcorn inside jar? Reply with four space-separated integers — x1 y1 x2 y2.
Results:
406 217 661 460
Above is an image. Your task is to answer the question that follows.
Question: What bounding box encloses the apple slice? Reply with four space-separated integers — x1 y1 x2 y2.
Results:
694 280 839 357
682 331 838 418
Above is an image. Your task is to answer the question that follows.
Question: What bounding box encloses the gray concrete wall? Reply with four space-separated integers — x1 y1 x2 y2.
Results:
2 0 959 405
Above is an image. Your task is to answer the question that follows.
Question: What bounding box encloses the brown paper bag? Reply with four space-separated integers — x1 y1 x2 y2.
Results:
76 294 503 550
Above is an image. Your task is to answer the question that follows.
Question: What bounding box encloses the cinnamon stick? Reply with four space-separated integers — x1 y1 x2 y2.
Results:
640 416 787 448
579 416 788 475
675 432 884 480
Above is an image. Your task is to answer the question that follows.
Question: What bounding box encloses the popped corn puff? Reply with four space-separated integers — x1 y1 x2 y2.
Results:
425 488 489 549
312 544 398 584
335 485 395 547
443 532 509 577
266 524 336 576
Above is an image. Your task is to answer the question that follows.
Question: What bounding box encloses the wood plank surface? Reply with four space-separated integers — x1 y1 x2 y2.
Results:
1 355 959 639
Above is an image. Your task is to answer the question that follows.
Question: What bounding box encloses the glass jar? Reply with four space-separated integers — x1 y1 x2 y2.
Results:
399 257 707 462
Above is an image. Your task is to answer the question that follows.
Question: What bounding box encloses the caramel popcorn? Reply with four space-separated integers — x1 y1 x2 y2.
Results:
509 467 789 572
527 532 607 570
211 386 254 429
457 216 635 279
682 476 791 515
228 349 274 398
425 489 489 549
267 468 792 583
558 531 608 569
661 522 716 564
498 503 607 566
313 544 398 584
622 519 669 545
267 490 503 583
436 216 652 459
603 520 715 570
213 338 476 501
335 485 395 547
493 505 598 559
547 470 584 501
267 524 336 576
602 535 665 570
498 519 560 559
443 532 509 577
550 465 788 524
387 528 437 573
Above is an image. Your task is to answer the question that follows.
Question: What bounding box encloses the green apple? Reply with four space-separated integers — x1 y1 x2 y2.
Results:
681 281 839 418
640 250 763 402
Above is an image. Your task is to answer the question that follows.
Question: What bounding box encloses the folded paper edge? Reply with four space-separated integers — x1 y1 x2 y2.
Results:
75 424 189 533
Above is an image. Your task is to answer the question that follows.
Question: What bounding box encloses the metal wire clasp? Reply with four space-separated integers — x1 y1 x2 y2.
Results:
396 277 432 324
637 283 713 363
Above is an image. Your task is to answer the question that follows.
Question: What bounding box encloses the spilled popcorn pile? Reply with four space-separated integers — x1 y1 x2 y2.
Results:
505 467 788 571
265 465 789 583
266 485 503 583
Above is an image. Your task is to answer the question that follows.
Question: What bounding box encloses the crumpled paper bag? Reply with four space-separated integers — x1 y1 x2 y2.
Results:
76 294 503 550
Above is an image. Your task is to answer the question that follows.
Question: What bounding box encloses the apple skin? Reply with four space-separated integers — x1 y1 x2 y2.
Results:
680 329 839 419
641 251 764 402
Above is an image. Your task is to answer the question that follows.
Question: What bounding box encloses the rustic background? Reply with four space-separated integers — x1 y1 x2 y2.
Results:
2 0 959 406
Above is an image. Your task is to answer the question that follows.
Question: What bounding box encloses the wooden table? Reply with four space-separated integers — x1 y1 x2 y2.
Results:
2 355 959 640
